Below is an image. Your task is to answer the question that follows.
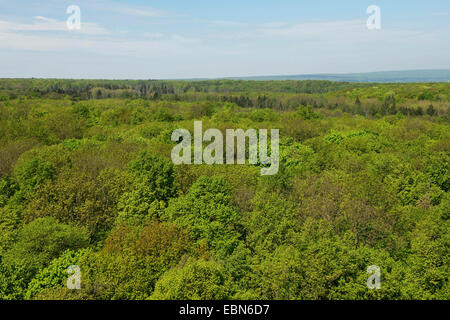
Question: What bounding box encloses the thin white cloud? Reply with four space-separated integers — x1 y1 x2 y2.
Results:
170 34 201 44
0 24 203 59
110 5 165 17
209 20 248 27
260 19 366 38
213 18 432 46
34 16 55 23
67 0 168 18
143 32 164 39
0 16 109 35
261 22 289 28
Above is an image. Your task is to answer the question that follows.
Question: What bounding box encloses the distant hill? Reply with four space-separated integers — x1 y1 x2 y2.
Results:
222 70 450 83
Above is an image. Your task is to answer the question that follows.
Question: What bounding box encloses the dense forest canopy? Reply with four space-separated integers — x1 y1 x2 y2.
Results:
0 79 448 300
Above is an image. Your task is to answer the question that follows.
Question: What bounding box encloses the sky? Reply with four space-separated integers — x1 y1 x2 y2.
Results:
0 0 449 79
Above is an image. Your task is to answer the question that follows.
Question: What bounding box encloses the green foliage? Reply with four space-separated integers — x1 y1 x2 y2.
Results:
0 263 29 300
26 249 90 299
150 258 229 300
425 152 449 192
2 217 89 280
128 151 175 200
0 175 19 207
295 105 322 120
0 79 448 300
72 222 194 299
401 215 449 299
244 190 299 254
0 205 21 254
163 176 242 254
23 168 131 238
117 152 175 225
14 157 55 195
279 139 319 177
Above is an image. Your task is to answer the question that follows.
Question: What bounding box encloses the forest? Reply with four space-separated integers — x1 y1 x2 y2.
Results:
0 79 448 300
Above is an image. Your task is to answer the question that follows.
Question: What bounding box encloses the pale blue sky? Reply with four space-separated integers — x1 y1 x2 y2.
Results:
0 0 449 79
